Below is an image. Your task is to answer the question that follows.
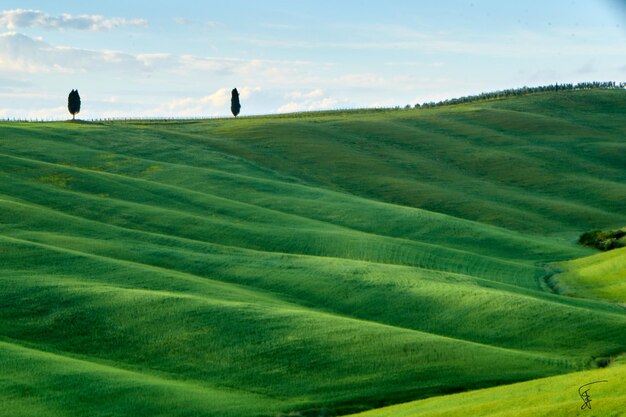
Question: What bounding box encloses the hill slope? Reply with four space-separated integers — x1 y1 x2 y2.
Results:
1 89 625 416
348 361 626 417
552 246 626 304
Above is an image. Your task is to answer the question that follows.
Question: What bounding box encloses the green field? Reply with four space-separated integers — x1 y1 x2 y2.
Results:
552 246 626 305
1 89 625 416
349 360 626 417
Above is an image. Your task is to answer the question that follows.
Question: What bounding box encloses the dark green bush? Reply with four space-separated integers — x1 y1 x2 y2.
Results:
578 229 626 251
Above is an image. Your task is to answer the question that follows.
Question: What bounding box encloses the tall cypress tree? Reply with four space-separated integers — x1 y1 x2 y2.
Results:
68 89 81 120
231 88 241 117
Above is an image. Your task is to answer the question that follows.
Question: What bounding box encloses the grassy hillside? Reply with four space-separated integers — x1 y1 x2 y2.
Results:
551 246 626 304
349 361 626 417
1 89 625 416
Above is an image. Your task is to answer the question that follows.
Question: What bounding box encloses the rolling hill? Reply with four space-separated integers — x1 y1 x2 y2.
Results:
1 89 625 416
348 358 626 417
551 245 626 305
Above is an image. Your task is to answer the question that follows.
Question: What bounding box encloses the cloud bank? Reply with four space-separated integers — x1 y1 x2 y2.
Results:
0 32 321 80
0 9 147 31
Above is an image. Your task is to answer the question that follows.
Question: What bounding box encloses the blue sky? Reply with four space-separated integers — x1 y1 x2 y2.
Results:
0 0 624 119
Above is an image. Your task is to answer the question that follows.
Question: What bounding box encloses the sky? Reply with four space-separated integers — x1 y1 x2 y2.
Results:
0 0 625 119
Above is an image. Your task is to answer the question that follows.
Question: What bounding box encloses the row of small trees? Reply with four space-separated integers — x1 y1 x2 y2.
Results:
415 81 625 108
66 88 242 120
63 81 624 120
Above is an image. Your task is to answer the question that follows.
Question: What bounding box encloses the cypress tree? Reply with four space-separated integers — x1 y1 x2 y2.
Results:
231 88 241 117
68 89 81 120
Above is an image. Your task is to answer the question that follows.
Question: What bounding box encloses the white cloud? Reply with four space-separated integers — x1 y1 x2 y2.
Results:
136 53 172 67
173 17 217 28
144 86 261 118
277 89 344 113
167 88 230 113
0 34 214 76
285 89 324 100
0 9 147 31
0 32 330 95
0 32 147 74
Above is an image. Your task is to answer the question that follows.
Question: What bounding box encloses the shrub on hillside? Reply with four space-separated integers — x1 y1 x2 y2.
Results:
578 229 626 251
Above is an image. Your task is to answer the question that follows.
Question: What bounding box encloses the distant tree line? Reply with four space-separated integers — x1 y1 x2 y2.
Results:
415 81 625 109
4 82 622 122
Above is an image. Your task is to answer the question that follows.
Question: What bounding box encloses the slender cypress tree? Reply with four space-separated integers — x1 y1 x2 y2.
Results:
68 89 81 120
231 88 241 117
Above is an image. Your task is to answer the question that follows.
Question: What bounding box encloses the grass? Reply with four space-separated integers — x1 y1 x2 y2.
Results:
551 246 626 304
0 89 625 416
348 361 626 417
